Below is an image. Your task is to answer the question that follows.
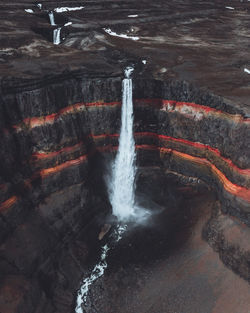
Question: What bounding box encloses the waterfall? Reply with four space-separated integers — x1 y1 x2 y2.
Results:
109 67 136 221
49 10 61 45
53 28 61 45
49 11 56 26
74 67 148 313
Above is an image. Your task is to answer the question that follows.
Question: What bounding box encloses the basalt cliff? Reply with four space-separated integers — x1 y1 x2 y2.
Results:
0 1 249 313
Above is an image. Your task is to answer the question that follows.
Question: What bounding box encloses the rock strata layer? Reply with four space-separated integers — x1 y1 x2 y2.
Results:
0 77 250 313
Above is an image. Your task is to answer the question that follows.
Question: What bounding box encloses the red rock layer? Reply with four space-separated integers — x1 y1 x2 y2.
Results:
12 101 121 132
31 133 250 182
40 154 88 179
1 100 249 222
1 142 249 214
135 99 250 123
91 132 250 178
11 99 250 132
159 148 250 202
30 139 249 202
0 195 19 214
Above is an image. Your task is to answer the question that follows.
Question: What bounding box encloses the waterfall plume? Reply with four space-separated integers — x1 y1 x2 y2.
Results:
109 66 136 221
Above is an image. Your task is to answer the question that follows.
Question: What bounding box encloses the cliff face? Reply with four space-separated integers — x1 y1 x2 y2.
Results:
0 77 249 312
0 77 121 313
0 0 250 312
1 77 248 226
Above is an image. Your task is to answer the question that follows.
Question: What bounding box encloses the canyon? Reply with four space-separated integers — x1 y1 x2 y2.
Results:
0 1 249 312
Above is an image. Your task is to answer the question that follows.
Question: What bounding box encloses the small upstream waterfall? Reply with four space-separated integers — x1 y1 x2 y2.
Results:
49 11 56 25
48 10 61 45
53 27 61 45
109 66 136 220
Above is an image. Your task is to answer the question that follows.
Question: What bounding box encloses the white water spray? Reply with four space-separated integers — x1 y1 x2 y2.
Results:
49 11 56 26
109 67 136 221
53 27 61 45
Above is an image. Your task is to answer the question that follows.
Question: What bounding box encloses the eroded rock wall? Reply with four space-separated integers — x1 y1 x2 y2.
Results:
0 76 249 312
0 77 121 313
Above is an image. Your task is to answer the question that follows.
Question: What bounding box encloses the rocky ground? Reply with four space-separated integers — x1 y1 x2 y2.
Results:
0 0 249 116
81 178 250 313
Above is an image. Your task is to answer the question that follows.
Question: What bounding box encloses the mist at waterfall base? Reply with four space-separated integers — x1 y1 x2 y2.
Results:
107 67 150 223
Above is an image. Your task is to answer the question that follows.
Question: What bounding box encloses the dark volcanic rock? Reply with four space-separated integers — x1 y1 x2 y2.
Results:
0 0 249 115
81 188 250 313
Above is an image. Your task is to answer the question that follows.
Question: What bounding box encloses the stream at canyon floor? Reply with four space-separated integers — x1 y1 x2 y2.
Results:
75 187 250 313
75 66 250 313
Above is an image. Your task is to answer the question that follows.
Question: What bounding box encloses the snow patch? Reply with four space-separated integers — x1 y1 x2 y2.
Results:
64 22 73 26
161 102 204 121
54 6 84 13
103 28 139 41
128 14 138 17
225 6 235 10
244 68 250 74
25 9 34 13
161 102 174 112
179 105 204 121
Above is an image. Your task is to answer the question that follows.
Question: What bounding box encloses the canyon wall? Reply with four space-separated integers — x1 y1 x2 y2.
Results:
0 75 249 312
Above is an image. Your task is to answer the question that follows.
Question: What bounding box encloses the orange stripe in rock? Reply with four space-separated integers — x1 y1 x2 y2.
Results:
118 144 250 202
12 99 250 132
0 195 18 213
159 148 250 202
33 144 250 202
136 144 161 151
2 144 249 213
32 142 84 160
136 132 250 176
135 99 250 123
13 101 121 131
90 132 250 177
40 154 88 178
31 132 249 179
85 101 121 107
